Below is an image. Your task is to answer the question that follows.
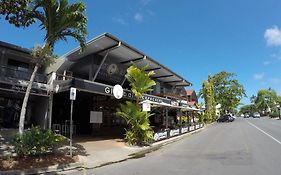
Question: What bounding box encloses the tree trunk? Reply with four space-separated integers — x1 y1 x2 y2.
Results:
19 63 39 135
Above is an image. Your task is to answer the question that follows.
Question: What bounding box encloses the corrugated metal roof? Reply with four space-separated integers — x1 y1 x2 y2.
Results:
57 33 192 87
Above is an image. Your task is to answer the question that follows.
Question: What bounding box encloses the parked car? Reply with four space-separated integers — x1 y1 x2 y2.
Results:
244 113 250 118
252 112 260 118
217 114 234 122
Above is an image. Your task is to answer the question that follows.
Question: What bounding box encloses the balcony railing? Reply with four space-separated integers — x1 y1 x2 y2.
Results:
0 65 47 83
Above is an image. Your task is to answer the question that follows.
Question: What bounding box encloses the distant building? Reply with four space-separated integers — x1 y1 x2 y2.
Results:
186 89 198 107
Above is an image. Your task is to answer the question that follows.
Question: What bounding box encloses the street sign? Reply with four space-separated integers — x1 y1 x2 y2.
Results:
70 87 76 100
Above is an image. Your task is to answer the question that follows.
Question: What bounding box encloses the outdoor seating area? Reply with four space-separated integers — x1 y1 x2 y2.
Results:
51 120 76 136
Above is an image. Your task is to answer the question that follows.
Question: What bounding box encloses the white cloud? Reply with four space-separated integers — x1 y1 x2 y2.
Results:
253 73 265 80
134 13 143 22
264 26 281 46
269 78 281 84
113 17 127 26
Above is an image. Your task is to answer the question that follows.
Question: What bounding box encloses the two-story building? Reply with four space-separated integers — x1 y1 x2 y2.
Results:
47 33 192 137
0 41 50 129
1 33 199 140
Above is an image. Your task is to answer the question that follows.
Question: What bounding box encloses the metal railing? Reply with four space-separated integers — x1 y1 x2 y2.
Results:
0 65 47 83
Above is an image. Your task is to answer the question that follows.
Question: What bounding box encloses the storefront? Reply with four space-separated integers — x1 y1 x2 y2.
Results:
47 33 201 140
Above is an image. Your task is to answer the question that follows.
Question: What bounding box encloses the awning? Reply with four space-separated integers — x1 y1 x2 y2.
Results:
57 33 191 87
140 99 200 111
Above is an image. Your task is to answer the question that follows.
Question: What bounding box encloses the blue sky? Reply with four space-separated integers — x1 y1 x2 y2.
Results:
1 0 281 105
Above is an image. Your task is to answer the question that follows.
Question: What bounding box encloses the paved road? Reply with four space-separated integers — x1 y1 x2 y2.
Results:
64 117 281 175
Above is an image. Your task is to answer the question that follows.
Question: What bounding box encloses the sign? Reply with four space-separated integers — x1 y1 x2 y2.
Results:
154 131 168 141
170 129 180 137
189 126 195 131
90 111 103 123
73 79 171 104
142 102 151 111
171 101 179 107
113 84 123 99
70 87 76 100
181 127 188 133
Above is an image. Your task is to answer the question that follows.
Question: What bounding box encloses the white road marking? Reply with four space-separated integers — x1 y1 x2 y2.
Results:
247 121 281 145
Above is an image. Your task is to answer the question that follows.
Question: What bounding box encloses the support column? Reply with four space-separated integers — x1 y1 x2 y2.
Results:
179 110 182 128
48 93 53 129
165 108 168 129
89 55 94 80
92 52 109 81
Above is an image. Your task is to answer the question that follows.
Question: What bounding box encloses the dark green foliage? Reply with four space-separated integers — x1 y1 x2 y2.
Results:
211 71 246 114
269 111 279 118
125 65 156 104
252 88 278 114
0 0 34 27
0 0 87 51
199 71 246 117
239 104 256 115
117 101 154 146
12 126 65 156
117 65 156 146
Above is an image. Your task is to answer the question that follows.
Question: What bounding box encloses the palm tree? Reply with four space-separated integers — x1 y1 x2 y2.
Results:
117 65 156 145
125 65 156 105
0 0 87 134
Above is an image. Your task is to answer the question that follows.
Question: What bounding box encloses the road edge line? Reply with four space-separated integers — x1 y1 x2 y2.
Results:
247 121 281 145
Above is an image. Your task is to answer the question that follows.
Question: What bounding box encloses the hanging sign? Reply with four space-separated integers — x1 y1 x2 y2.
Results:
113 84 124 99
142 102 151 111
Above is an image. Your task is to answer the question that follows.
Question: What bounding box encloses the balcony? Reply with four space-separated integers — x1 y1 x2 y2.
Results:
0 65 47 84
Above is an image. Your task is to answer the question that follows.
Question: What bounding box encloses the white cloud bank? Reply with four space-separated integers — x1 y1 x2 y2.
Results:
253 73 265 80
264 26 281 46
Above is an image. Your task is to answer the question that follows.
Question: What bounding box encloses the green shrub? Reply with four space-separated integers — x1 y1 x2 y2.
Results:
270 111 279 118
117 101 154 146
12 126 65 156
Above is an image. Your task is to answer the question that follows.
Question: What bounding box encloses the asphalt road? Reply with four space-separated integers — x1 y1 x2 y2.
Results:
64 117 281 175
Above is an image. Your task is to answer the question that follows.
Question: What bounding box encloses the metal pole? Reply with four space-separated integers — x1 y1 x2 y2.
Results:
70 100 73 157
165 108 168 129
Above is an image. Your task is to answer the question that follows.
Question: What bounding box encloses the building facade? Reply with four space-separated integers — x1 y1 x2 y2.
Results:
1 33 201 141
0 41 51 129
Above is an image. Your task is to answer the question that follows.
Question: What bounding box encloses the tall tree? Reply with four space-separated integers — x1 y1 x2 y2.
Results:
0 0 87 134
239 104 256 115
200 75 216 122
252 88 278 114
212 71 246 114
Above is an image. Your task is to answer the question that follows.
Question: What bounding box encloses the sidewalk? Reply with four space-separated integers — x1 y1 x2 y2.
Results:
0 125 207 174
79 126 206 169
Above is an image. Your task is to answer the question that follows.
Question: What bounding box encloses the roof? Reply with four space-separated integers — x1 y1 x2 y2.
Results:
186 90 195 96
55 33 192 87
0 40 31 54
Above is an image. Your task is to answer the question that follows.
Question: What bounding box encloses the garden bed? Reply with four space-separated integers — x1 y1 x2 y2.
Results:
0 153 78 171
